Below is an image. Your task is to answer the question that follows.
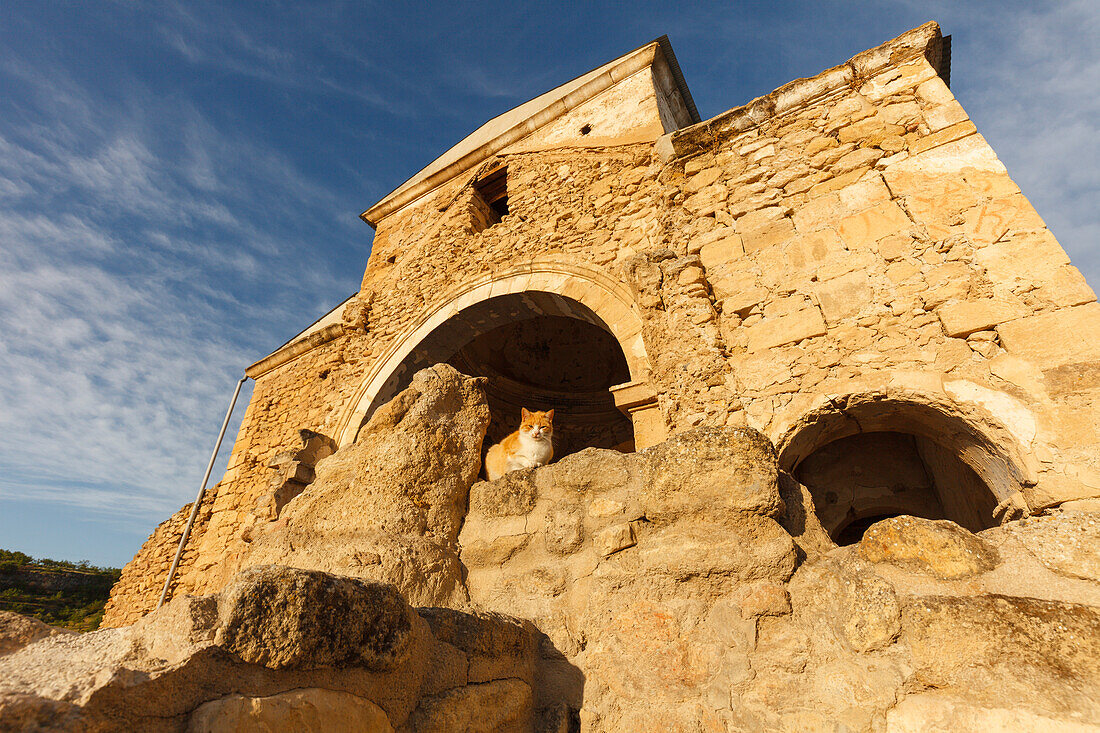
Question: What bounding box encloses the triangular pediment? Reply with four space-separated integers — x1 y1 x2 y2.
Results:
363 37 698 226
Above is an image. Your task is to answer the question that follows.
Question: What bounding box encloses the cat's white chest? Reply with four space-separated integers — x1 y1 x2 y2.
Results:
509 435 552 470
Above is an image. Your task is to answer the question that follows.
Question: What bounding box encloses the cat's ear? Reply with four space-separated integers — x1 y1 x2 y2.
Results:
521 407 531 420
546 409 554 422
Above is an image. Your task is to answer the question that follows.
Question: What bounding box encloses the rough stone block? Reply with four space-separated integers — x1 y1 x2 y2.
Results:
786 230 846 270
736 205 788 232
809 167 873 198
746 306 827 351
742 218 796 254
962 169 1020 198
923 100 968 132
461 534 529 566
923 262 973 308
858 57 937 101
721 288 769 317
875 233 914 260
764 293 813 319
792 193 841 232
815 270 873 325
825 93 875 126
837 173 891 212
908 120 977 155
859 516 999 579
837 116 887 144
677 265 705 286
885 134 1005 177
997 303 1100 364
595 522 636 557
684 167 721 193
1038 266 1096 308
216 566 414 671
710 269 758 301
973 229 1075 292
684 184 728 216
880 100 922 127
837 200 912 250
937 298 1025 337
914 76 954 106
833 147 884 174
699 232 745 269
963 194 1047 245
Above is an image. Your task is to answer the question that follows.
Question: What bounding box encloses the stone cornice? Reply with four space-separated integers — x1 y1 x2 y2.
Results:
657 22 946 160
246 323 345 380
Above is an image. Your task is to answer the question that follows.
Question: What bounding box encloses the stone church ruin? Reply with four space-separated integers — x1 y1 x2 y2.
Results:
4 22 1100 732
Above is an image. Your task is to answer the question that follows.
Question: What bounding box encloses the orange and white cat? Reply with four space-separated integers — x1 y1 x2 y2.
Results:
484 408 554 480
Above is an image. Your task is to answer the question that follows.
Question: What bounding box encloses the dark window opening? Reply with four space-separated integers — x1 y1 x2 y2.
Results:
475 166 508 220
794 431 999 545
580 123 592 136
364 293 635 460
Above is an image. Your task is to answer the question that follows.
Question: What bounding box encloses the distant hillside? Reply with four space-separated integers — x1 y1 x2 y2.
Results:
0 549 121 632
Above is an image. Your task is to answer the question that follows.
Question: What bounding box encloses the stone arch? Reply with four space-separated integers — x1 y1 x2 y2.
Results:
772 387 1033 543
336 260 664 451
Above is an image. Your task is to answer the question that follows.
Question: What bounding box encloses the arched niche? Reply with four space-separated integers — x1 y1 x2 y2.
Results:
774 392 1028 544
336 262 666 454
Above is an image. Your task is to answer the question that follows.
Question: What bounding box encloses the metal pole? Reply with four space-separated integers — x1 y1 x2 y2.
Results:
156 375 248 610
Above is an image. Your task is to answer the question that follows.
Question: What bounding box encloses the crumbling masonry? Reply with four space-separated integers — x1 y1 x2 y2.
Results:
105 22 1100 626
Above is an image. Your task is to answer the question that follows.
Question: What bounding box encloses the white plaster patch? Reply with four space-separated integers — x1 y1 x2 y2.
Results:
944 379 1037 447
885 135 1006 175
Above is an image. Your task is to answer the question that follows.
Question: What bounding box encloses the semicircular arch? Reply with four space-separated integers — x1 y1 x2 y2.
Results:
773 389 1032 503
336 259 651 447
771 387 1035 537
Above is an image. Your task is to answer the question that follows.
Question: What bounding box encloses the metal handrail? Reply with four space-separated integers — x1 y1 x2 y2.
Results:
156 375 248 609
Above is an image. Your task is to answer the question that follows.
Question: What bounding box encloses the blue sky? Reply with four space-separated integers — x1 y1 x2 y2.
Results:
1 1 1097 567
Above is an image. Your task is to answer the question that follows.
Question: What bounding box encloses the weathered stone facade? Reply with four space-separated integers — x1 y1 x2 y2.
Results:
8 384 1100 730
105 20 1099 632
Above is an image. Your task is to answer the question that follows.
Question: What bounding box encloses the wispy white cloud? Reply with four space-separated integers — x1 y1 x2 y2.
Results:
151 1 404 114
0 38 360 541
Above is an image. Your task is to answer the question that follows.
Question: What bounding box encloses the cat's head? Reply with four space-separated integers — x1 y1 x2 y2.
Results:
520 407 554 441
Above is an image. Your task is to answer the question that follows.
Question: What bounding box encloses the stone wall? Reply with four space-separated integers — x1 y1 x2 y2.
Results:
104 21 1100 626
101 495 206 626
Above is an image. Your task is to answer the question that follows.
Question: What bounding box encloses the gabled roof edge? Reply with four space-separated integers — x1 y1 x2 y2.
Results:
655 35 701 124
361 37 696 228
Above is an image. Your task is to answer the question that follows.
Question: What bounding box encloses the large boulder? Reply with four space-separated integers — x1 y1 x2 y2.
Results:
0 565 542 732
215 566 413 671
242 364 490 606
0 611 74 657
188 688 394 733
858 515 1000 579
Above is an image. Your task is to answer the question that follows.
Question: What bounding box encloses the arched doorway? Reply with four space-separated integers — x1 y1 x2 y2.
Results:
776 393 1025 544
337 262 664 455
